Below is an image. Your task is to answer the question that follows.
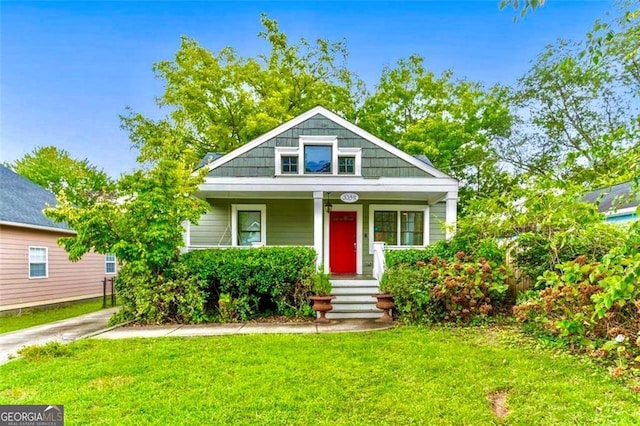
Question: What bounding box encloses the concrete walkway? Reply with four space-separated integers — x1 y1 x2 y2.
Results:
0 308 118 365
0 310 394 365
93 319 395 339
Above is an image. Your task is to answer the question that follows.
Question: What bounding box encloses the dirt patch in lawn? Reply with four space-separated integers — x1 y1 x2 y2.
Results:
488 391 510 419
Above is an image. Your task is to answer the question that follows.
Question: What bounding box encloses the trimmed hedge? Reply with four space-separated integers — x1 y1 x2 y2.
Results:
181 247 316 320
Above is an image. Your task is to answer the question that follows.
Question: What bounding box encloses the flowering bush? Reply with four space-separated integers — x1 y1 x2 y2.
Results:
513 253 640 369
382 251 510 324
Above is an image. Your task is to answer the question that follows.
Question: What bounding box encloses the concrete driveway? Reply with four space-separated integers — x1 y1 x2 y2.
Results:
0 308 118 365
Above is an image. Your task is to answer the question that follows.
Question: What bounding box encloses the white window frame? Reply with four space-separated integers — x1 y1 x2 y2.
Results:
105 253 117 275
274 136 361 176
368 205 430 253
28 246 48 279
231 204 267 247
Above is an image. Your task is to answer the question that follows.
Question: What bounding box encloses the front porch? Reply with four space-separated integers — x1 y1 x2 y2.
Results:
185 190 457 278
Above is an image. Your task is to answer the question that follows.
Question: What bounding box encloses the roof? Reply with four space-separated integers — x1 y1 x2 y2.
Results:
196 152 224 170
413 154 435 167
202 105 453 179
583 181 639 212
0 165 73 232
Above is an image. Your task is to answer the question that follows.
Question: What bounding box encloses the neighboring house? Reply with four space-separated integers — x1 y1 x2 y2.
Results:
186 106 459 318
0 166 114 311
584 181 638 224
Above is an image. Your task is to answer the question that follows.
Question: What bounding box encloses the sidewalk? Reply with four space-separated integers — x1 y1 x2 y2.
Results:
0 307 118 365
93 319 395 339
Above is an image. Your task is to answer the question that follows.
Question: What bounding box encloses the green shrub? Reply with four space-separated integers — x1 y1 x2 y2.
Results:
383 252 510 324
385 237 505 269
513 253 640 368
514 222 626 286
180 247 316 321
112 262 209 325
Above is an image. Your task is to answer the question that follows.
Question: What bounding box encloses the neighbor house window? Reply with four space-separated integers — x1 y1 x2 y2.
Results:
281 156 298 174
29 246 48 279
338 156 355 174
370 205 429 251
232 204 267 247
106 254 116 274
304 145 332 173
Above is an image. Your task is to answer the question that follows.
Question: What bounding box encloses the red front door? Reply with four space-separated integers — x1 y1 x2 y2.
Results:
329 211 357 274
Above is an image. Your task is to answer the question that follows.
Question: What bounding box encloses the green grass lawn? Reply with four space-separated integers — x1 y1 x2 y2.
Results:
1 327 638 425
0 299 106 334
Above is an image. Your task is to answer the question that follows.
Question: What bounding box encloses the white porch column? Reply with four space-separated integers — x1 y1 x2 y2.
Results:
445 191 458 240
313 191 324 268
180 220 191 253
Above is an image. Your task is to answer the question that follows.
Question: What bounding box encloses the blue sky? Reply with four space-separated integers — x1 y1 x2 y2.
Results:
1 1 615 177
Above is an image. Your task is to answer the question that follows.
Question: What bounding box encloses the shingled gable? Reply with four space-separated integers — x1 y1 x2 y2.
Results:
203 105 451 179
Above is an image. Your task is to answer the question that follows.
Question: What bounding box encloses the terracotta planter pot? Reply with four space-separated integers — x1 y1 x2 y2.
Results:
310 295 336 323
373 293 394 322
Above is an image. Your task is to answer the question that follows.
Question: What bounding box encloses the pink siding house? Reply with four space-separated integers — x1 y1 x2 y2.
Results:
0 166 114 311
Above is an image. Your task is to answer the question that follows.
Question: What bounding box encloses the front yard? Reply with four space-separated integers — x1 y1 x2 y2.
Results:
1 326 638 425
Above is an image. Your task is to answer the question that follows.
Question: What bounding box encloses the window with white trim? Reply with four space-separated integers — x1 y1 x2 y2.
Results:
106 254 116 274
304 145 332 173
281 156 298 174
232 204 267 246
369 205 429 251
338 156 355 174
274 136 362 176
29 246 48 278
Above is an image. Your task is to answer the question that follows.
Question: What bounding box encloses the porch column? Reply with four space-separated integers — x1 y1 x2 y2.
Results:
180 220 191 253
313 191 324 269
445 191 458 240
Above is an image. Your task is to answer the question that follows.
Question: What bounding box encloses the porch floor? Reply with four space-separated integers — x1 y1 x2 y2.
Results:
329 274 375 280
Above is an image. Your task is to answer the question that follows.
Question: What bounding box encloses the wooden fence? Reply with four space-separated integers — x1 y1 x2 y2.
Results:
505 246 534 297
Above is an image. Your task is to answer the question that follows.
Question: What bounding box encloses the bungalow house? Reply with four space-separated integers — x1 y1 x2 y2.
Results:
583 181 638 223
186 106 459 318
0 165 114 312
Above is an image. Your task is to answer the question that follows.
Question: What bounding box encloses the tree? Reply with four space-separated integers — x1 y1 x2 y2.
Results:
45 157 208 276
123 14 365 164
501 2 640 188
357 55 516 211
10 146 113 206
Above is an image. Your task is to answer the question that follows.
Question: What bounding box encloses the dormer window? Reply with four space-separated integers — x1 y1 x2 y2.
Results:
304 145 332 174
274 135 361 176
281 156 298 174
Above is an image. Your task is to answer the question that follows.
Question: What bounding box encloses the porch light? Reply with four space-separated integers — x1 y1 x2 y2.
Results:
325 199 333 212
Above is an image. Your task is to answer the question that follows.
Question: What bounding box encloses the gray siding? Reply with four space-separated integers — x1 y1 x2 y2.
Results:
208 114 433 178
189 199 313 247
429 202 446 242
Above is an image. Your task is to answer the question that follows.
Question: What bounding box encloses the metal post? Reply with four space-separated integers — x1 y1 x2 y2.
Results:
110 277 115 307
102 277 107 309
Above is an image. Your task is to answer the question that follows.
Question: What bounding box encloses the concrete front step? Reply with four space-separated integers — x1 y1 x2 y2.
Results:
330 279 378 287
332 301 378 311
333 294 379 303
331 286 379 295
326 311 382 320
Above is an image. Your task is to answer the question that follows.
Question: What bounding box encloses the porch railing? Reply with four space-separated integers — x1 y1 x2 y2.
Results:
372 242 386 283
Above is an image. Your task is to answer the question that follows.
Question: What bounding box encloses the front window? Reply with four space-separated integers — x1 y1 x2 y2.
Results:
371 206 428 249
304 145 332 173
106 254 116 274
373 211 398 245
401 212 424 245
338 156 355 174
281 156 298 174
238 211 262 246
29 247 47 278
